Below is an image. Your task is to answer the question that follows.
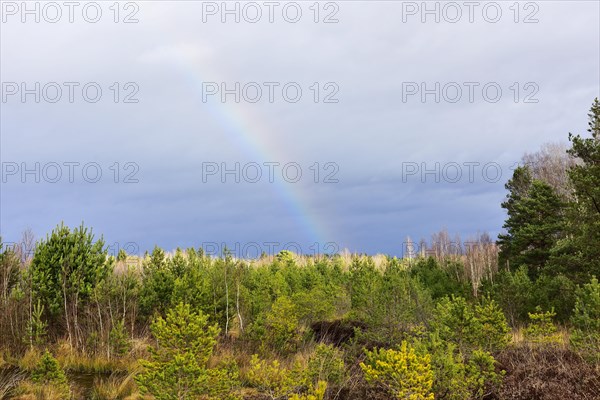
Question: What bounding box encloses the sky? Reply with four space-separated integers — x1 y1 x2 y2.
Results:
1 0 599 257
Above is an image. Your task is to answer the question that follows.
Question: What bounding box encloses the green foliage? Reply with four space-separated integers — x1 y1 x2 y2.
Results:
116 248 127 262
108 320 130 358
376 259 433 340
276 250 295 265
432 296 509 354
31 350 70 396
29 223 109 325
139 247 175 317
348 257 380 320
306 343 345 386
410 258 470 300
246 354 318 399
25 299 47 348
0 239 20 300
486 267 577 325
498 169 565 278
135 302 234 400
524 307 562 345
432 296 478 353
466 349 504 399
473 297 510 353
422 336 470 400
360 341 435 400
560 98 600 279
485 266 534 325
570 276 600 361
420 332 503 400
261 296 302 355
531 274 576 322
288 380 327 400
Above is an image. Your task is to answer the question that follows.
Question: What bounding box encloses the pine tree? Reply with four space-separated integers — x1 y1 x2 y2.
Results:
28 223 109 349
559 98 600 279
135 302 236 400
360 341 435 400
498 168 565 277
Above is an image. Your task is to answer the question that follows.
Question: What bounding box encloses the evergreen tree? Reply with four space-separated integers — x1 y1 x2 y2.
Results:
136 302 234 400
554 98 600 279
498 168 565 277
29 223 109 348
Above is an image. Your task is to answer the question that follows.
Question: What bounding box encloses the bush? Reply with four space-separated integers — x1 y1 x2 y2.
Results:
466 349 504 399
262 296 302 355
306 343 345 386
524 307 562 345
423 334 503 400
135 302 237 400
433 296 509 354
246 355 325 399
473 296 510 353
109 320 130 358
570 276 600 362
29 350 70 398
360 341 434 400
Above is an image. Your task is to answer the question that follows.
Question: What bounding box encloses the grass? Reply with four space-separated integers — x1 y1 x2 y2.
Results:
0 367 25 400
90 371 143 400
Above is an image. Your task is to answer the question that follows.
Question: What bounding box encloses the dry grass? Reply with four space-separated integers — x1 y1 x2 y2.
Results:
54 340 137 374
18 349 41 372
90 371 140 400
510 326 571 349
0 367 25 400
496 345 600 400
12 380 70 400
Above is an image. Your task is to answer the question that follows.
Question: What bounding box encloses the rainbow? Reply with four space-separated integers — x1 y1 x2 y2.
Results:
171 55 333 247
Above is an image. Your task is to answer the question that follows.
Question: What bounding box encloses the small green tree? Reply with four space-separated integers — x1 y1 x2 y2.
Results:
562 98 600 279
30 350 70 397
247 355 298 398
108 319 130 358
306 343 345 386
432 296 478 353
465 349 503 399
136 302 233 400
261 296 301 355
25 299 47 348
433 296 510 353
524 307 562 345
570 276 600 361
474 297 510 353
360 341 434 400
29 223 110 348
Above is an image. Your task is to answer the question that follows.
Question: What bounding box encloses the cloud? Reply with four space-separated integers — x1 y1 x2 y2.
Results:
1 1 598 255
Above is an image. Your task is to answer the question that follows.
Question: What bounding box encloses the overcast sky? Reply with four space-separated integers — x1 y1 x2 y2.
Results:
1 0 599 257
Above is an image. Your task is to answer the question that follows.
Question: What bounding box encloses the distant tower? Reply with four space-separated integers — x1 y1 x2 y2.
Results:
405 236 416 263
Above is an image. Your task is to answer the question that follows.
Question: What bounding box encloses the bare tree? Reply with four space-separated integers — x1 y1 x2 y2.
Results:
464 232 499 297
521 142 577 199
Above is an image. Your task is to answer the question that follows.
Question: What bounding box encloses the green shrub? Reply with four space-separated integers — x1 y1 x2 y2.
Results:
422 334 503 400
135 302 237 400
306 343 345 385
262 296 302 355
473 296 510 353
570 276 600 361
360 341 434 400
246 355 324 399
524 307 562 345
30 350 70 397
109 320 130 358
433 296 510 354
466 349 503 399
